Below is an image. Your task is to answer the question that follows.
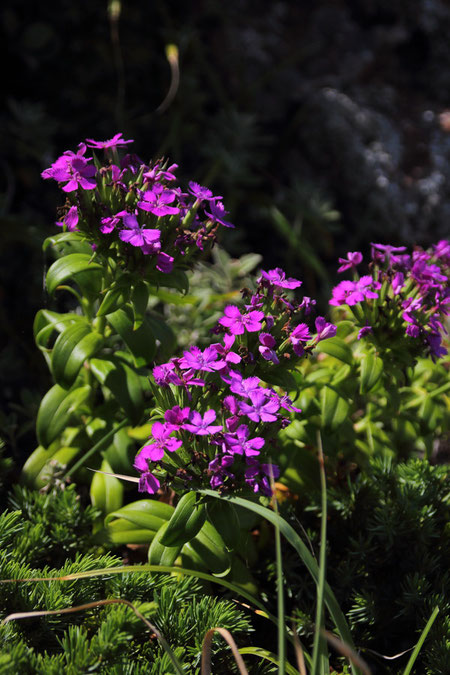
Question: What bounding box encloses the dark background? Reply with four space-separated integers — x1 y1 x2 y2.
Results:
2 0 450 463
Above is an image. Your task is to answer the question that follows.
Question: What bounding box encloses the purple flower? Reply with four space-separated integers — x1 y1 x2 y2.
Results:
211 334 241 365
188 181 221 202
143 163 179 183
239 390 280 423
227 372 261 398
119 213 161 251
219 305 265 335
258 268 302 289
180 346 226 372
314 317 337 342
86 133 134 149
156 251 174 273
138 185 180 217
258 332 279 364
278 394 302 414
223 395 241 431
224 424 265 457
337 251 363 273
357 325 373 340
153 362 183 387
164 405 190 429
100 210 128 234
391 272 404 295
138 421 183 461
138 472 161 494
299 296 317 315
289 323 310 356
182 409 223 435
56 206 79 232
43 145 97 192
204 201 234 228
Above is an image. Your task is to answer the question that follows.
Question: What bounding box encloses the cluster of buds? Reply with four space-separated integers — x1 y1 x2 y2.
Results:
331 242 450 360
42 133 233 277
135 268 337 495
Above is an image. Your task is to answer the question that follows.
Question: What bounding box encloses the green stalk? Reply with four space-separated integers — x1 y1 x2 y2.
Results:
272 478 286 674
311 430 329 675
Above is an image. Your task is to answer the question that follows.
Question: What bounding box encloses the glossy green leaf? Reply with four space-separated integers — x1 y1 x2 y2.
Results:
315 337 353 365
188 520 231 577
156 268 190 295
51 323 103 388
36 383 91 447
360 352 383 394
131 281 149 329
36 446 81 487
34 310 86 350
43 231 88 252
148 521 183 566
90 355 146 423
107 518 157 545
258 365 297 393
320 385 350 430
206 500 241 550
104 499 174 530
46 253 102 295
20 443 60 486
146 311 177 362
97 285 129 317
107 306 156 367
160 492 206 547
90 458 124 516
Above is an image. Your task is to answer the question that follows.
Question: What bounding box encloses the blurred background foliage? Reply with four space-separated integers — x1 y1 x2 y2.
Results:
2 0 450 463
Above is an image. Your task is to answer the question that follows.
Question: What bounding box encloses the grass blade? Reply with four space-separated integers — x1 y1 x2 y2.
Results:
238 647 299 674
199 489 361 675
311 431 329 675
201 627 248 675
271 471 286 674
402 606 439 675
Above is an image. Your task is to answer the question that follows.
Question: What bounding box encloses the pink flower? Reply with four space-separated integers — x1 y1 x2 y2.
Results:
219 305 265 335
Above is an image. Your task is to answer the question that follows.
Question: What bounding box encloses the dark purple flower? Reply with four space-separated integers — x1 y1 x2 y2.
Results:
143 163 179 183
164 405 190 429
298 296 317 315
100 210 128 234
239 390 280 423
86 133 134 149
153 362 183 387
337 251 363 273
391 272 404 295
289 323 310 356
204 201 234 228
357 325 373 340
156 251 174 273
138 185 180 217
258 332 279 364
219 305 265 335
227 372 261 398
138 472 161 494
183 409 223 435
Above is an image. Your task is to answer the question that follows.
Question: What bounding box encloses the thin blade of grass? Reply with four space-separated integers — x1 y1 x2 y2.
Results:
311 431 329 675
201 627 248 675
198 492 361 675
402 606 439 675
1 598 184 675
292 626 307 675
238 647 300 675
322 630 372 675
270 467 286 675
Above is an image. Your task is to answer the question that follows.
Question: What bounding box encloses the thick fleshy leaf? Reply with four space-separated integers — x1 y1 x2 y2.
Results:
160 492 206 547
96 285 129 317
258 366 297 393
151 268 189 295
206 500 241 550
320 385 350 430
105 499 173 531
46 253 102 295
36 446 81 487
359 352 383 394
20 442 61 486
107 518 157 545
43 231 89 253
90 459 124 516
51 323 103 388
315 337 353 365
148 521 183 566
131 281 149 330
187 520 231 577
90 355 146 423
107 306 156 367
36 383 91 447
146 311 177 362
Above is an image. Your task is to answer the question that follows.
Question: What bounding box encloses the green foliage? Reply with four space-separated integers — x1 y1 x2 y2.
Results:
278 459 450 675
0 485 253 674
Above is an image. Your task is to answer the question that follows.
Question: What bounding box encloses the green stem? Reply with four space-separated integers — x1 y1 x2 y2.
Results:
272 477 286 675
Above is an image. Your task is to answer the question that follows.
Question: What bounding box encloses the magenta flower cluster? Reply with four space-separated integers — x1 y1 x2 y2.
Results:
134 268 337 495
330 242 450 359
42 134 233 276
